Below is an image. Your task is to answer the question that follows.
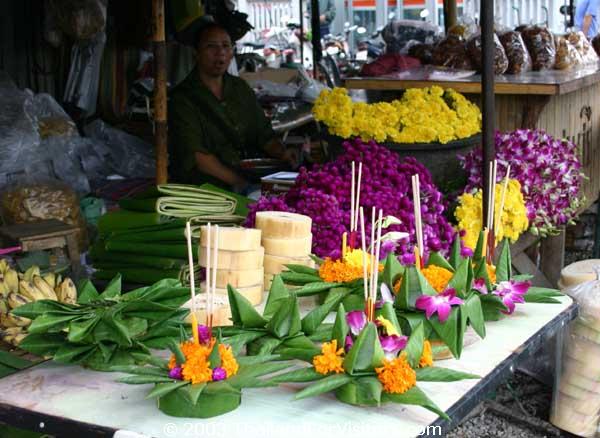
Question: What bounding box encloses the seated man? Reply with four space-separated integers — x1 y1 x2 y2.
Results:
169 23 296 192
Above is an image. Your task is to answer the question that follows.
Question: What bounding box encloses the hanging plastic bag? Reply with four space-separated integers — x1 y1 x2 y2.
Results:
382 20 441 54
466 32 509 74
432 34 473 70
498 30 532 74
554 35 581 70
567 31 599 65
521 25 556 71
551 261 600 437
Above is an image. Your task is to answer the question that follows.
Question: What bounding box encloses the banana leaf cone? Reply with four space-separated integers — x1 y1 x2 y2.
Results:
267 303 480 418
114 333 291 418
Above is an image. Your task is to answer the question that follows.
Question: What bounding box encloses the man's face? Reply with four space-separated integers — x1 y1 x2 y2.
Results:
196 28 234 77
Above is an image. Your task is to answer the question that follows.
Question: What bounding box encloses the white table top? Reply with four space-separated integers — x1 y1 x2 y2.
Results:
0 296 574 438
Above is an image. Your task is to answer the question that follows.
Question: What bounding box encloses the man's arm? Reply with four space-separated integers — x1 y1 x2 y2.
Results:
583 14 593 37
583 0 600 37
263 138 299 168
194 152 247 190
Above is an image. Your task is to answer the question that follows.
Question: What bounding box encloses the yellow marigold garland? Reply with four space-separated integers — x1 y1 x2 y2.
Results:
419 340 433 368
421 265 454 293
455 179 529 250
313 86 481 144
375 355 417 394
313 340 345 375
219 343 239 378
167 339 239 383
319 248 383 283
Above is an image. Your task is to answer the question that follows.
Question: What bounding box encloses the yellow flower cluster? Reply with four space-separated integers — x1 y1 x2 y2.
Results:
167 339 239 384
375 354 417 394
319 248 383 283
455 179 529 250
313 340 345 375
313 86 481 144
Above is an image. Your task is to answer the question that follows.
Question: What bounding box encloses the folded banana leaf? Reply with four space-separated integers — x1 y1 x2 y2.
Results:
118 197 159 212
105 241 197 259
94 265 201 285
109 227 191 243
98 210 175 234
108 219 188 236
198 183 251 217
156 196 235 218
90 244 188 270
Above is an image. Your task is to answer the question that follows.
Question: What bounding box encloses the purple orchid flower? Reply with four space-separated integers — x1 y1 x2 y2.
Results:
345 334 354 352
415 288 464 323
376 283 395 309
168 366 183 380
493 280 530 314
198 325 212 345
473 278 488 295
346 311 367 336
379 334 408 359
212 367 227 381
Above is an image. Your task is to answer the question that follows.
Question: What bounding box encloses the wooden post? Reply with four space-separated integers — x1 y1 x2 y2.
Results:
152 0 168 185
443 0 457 32
481 0 495 228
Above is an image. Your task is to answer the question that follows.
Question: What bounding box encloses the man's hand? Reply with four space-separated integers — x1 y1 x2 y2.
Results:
282 148 300 169
320 14 327 23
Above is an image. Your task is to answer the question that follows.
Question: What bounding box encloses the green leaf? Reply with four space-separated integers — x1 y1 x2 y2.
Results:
495 239 512 282
280 271 322 285
110 365 167 376
18 333 66 356
383 252 404 288
376 302 402 335
428 307 460 358
54 344 96 364
133 354 169 369
335 376 382 406
227 362 291 388
512 274 534 281
294 373 353 400
473 259 493 292
98 341 117 362
416 366 480 382
247 336 282 356
118 375 175 384
121 301 180 321
228 285 267 329
102 312 133 346
427 252 455 272
302 294 341 336
473 230 486 262
266 295 301 339
309 254 325 265
295 282 339 297
168 340 186 365
448 257 470 298
332 303 349 348
77 279 100 304
276 347 320 362
285 264 319 275
184 383 207 405
308 323 333 342
68 316 100 343
382 386 450 420
281 334 316 349
28 313 82 334
396 267 422 310
343 322 384 374
525 287 563 303
263 275 290 320
236 354 281 366
480 294 507 321
465 294 486 339
404 322 425 368
226 331 266 355
208 338 221 369
99 274 122 300
11 300 80 319
416 269 438 297
268 366 325 384
449 236 462 270
146 380 190 399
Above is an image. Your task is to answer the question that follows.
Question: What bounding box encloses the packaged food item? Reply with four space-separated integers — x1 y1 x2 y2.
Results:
521 25 557 71
466 32 509 74
432 34 473 70
567 31 599 65
499 30 532 74
408 42 435 64
554 35 581 70
382 19 441 54
592 34 600 57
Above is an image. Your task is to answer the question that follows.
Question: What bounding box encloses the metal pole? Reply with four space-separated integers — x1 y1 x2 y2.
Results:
311 0 321 78
300 0 304 66
443 0 458 32
152 0 168 184
481 0 495 229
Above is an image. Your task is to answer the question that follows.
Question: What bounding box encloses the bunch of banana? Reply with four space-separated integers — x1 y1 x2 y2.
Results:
0 263 78 347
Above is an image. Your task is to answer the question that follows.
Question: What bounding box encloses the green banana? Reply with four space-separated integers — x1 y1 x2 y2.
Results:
33 276 58 300
4 270 19 294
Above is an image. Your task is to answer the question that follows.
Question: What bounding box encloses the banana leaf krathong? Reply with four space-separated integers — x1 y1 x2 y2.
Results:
113 327 290 418
269 302 479 418
12 276 190 371
217 275 347 357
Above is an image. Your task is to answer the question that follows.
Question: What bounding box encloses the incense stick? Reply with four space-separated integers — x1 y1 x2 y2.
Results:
369 207 376 321
210 225 219 329
412 175 423 258
495 165 511 237
371 209 383 319
186 221 199 344
360 207 368 303
205 224 211 327
351 161 355 232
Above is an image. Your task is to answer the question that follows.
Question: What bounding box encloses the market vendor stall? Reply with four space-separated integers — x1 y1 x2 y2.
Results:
0 296 576 438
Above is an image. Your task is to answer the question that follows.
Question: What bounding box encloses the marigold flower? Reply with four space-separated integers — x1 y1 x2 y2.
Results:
319 249 382 283
486 264 497 284
313 340 345 375
376 355 417 394
218 343 239 378
419 340 433 368
421 265 454 293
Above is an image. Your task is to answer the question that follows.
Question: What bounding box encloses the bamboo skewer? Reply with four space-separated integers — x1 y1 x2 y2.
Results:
186 221 199 345
371 209 383 320
353 162 363 233
209 225 219 329
368 207 376 321
205 224 211 327
360 207 368 303
412 175 424 266
350 162 355 232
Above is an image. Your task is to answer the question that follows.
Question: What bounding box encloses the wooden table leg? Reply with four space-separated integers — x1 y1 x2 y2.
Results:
65 234 81 271
521 95 551 129
539 228 565 288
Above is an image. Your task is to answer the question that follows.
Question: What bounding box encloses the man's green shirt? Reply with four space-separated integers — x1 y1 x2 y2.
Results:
168 68 275 187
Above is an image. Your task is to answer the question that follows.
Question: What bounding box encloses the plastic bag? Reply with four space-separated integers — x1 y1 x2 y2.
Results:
521 25 556 71
432 34 473 70
49 0 107 40
498 30 532 74
83 120 156 179
32 93 78 139
408 42 435 64
554 35 581 70
448 15 478 40
551 264 600 436
567 31 599 65
593 34 600 57
466 32 509 74
382 20 441 54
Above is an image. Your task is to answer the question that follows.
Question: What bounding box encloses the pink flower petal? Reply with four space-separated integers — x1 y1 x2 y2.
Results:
436 301 452 322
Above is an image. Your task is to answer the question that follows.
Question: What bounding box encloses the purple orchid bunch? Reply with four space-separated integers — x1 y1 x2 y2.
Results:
345 309 408 359
245 138 456 260
415 288 464 323
459 129 584 237
473 277 531 315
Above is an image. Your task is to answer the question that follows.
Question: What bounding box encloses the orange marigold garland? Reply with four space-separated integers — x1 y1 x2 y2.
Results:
486 264 497 284
219 343 239 377
375 355 417 394
319 249 383 283
421 265 454 293
418 340 433 368
313 340 345 375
